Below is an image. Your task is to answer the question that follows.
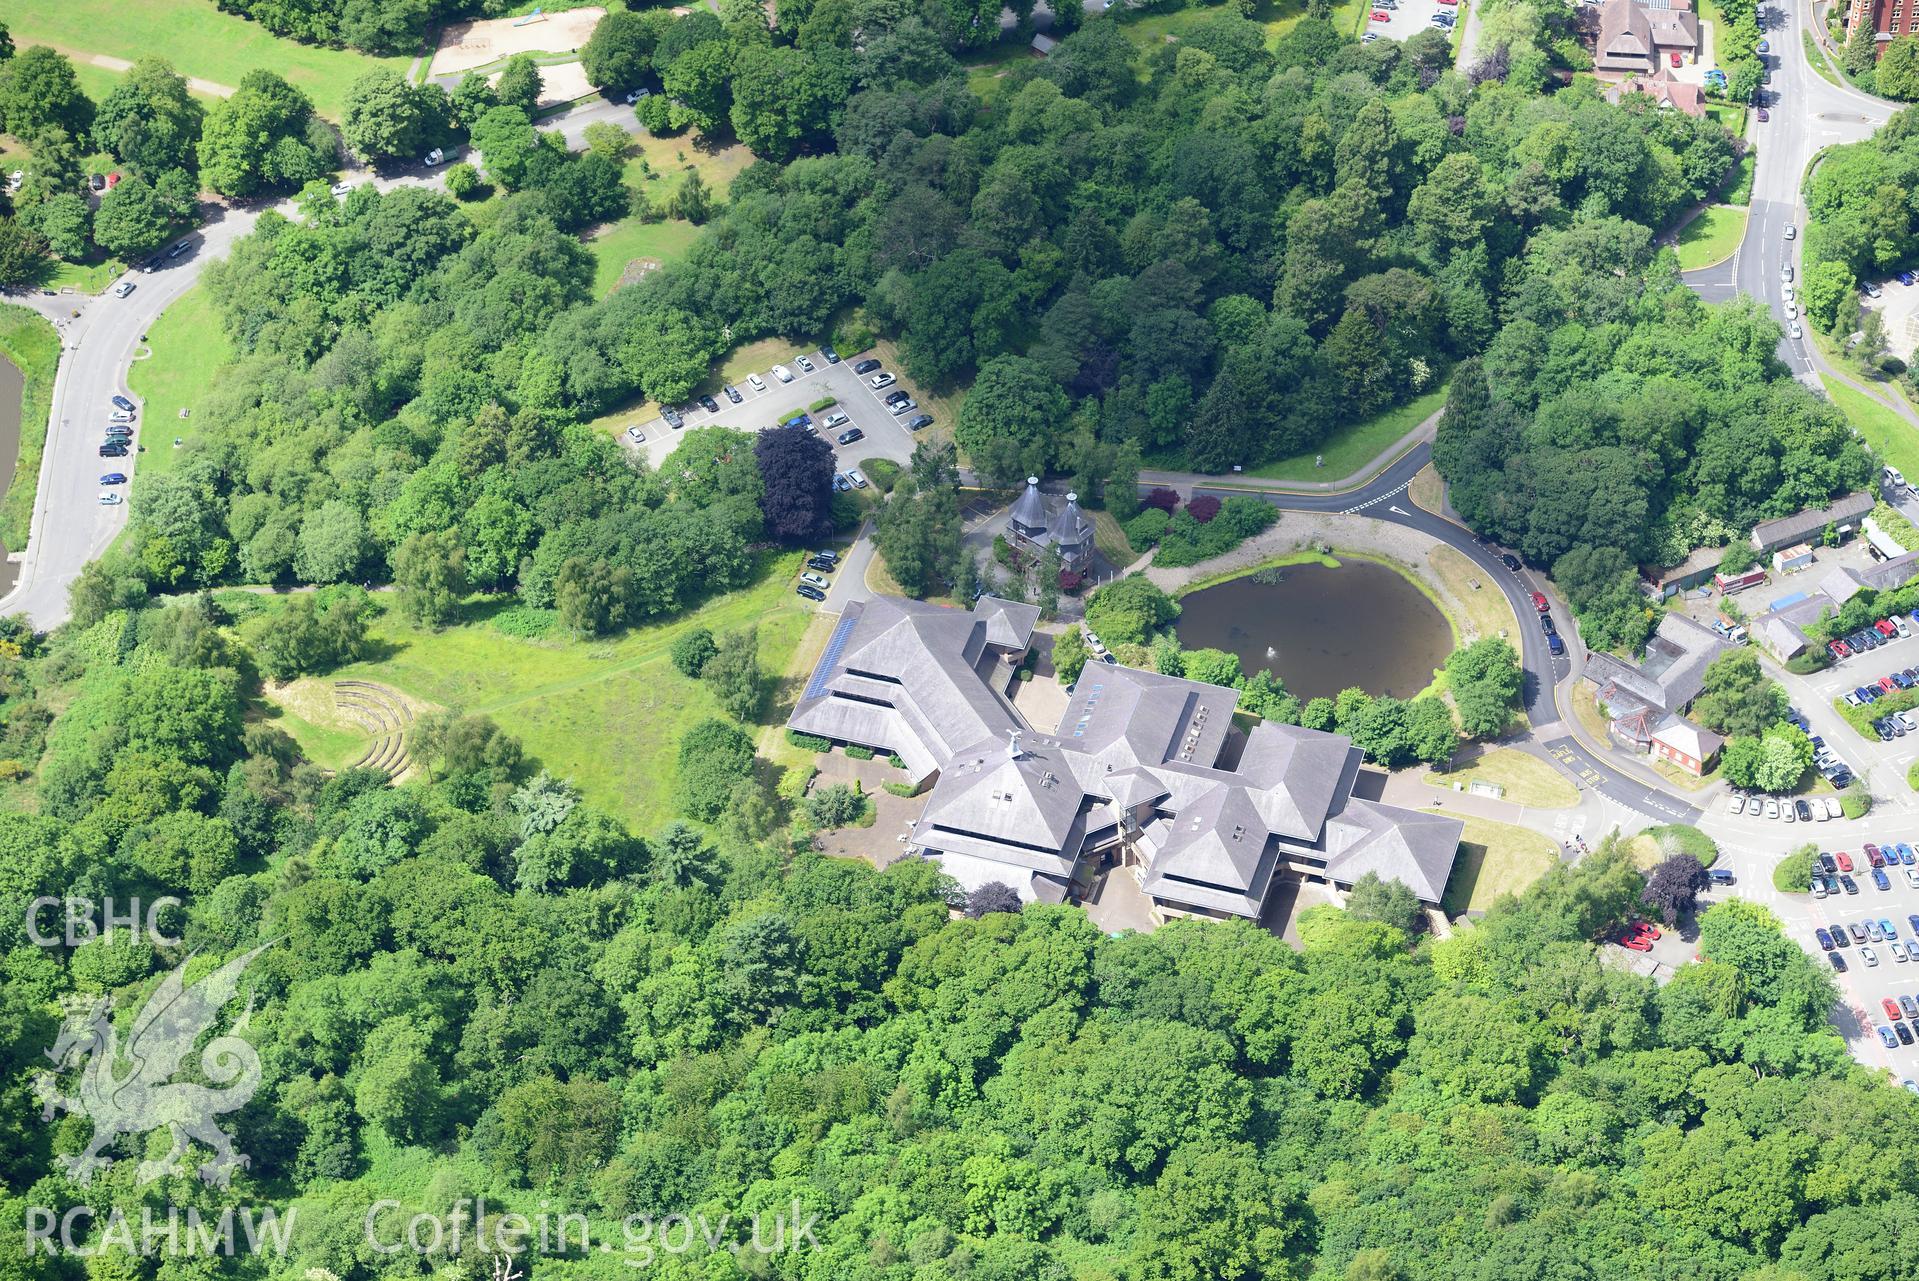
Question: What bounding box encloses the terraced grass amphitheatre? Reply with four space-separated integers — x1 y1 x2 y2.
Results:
333 679 413 779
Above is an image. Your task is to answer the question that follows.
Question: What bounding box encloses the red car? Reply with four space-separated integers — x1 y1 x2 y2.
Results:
1369 8 1389 17
1837 852 1855 872
1830 639 1852 658
1619 934 1653 952
1881 677 1899 693
1888 997 1906 1022
1530 592 1549 613
1878 619 1900 637
1670 51 1683 66
1629 920 1662 941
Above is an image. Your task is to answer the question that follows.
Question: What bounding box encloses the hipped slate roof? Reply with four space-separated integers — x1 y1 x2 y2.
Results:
1584 613 1729 716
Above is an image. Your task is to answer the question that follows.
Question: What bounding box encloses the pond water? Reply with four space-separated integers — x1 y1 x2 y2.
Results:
1176 560 1452 702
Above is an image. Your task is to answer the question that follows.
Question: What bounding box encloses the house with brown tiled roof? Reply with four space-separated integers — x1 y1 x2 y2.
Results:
1605 67 1708 117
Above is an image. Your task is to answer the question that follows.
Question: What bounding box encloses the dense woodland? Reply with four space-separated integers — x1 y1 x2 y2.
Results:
0 580 1907 1281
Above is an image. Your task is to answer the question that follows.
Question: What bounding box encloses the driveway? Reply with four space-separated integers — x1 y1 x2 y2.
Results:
620 352 943 476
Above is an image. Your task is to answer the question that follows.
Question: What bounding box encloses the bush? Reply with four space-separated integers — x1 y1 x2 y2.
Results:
1187 494 1221 524
1125 508 1171 548
881 780 918 797
1772 845 1814 893
845 744 875 760
1909 759 1919 792
786 730 831 752
809 396 838 412
1843 787 1872 819
671 627 717 678
1143 488 1181 513
491 604 557 638
864 458 903 494
803 782 868 829
1059 569 1084 594
677 719 756 821
1784 649 1830 675
444 162 484 200
832 312 876 356
1085 575 1180 646
887 753 905 769
1152 497 1279 569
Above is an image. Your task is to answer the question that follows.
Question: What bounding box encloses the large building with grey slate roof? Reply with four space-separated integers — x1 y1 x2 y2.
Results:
789 594 1464 922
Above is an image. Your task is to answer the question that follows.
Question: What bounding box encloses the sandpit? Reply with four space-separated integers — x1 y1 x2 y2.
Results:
429 7 605 76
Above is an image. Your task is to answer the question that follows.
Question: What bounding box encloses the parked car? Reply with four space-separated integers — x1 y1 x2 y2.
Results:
905 414 934 431
1898 1022 1913 1045
111 280 135 298
796 584 826 602
1880 1025 1900 1049
868 372 897 390
1619 933 1652 952
772 364 794 383
625 426 645 444
1821 853 1839 874
1865 944 1882 965
853 358 882 375
810 548 839 565
806 556 837 573
884 388 910 405
1539 614 1556 636
111 395 135 412
821 347 841 364
1831 951 1849 972
847 469 868 488
424 148 444 165
889 399 919 416
1817 927 1836 951
698 394 720 413
821 412 850 431
837 428 864 445
1547 634 1566 657
1795 799 1812 822
98 491 122 506
1843 874 1860 894
1730 793 1747 815
794 355 815 373
331 181 353 197
1877 867 1894 891
747 373 767 392
1529 591 1549 613
1887 998 1904 1022
662 406 684 430
99 443 128 458
800 572 830 588
1501 553 1522 571
1765 798 1781 820
99 472 126 485
724 385 743 403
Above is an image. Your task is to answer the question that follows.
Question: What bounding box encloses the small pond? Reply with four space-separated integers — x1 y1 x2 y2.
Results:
1176 560 1452 702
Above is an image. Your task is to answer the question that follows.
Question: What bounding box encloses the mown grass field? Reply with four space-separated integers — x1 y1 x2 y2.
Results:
0 306 61 555
260 560 813 834
1675 205 1749 270
586 218 701 297
1432 748 1579 809
126 285 228 483
1441 815 1561 915
9 0 405 118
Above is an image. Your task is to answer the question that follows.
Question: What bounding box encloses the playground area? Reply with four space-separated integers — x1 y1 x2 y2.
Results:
426 6 605 76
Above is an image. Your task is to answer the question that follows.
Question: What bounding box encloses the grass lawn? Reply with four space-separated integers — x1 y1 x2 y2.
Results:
1823 375 1919 481
259 559 813 834
1675 205 1748 270
1432 748 1579 808
1428 544 1520 644
1802 28 1845 90
620 131 753 208
1245 383 1447 483
127 285 229 484
1090 509 1136 567
961 35 1038 103
1571 682 1612 744
42 258 127 294
0 306 60 554
1650 755 1719 791
1441 815 1560 915
1703 101 1747 137
8 0 405 119
586 217 701 297
1409 462 1446 516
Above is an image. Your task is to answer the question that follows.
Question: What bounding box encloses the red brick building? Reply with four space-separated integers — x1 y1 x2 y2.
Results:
1847 0 1917 53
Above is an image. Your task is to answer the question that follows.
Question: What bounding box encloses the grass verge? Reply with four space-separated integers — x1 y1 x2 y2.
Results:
259 560 813 834
1676 205 1748 270
1441 814 1560 915
1429 747 1579 808
1802 29 1845 90
1823 374 1919 482
1245 383 1447 483
1427 544 1519 644
126 285 228 484
1571 682 1612 744
0 306 60 555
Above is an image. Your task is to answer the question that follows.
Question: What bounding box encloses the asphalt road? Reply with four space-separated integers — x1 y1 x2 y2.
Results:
1680 0 1891 379
1189 442 1706 825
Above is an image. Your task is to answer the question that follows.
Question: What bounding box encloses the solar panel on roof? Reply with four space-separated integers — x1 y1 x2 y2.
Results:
804 614 859 701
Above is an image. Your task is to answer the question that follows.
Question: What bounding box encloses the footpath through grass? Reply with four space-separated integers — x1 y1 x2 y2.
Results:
8 0 405 118
127 285 229 484
1675 205 1749 270
0 306 60 555
261 561 813 834
1246 383 1447 483
1822 374 1919 481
